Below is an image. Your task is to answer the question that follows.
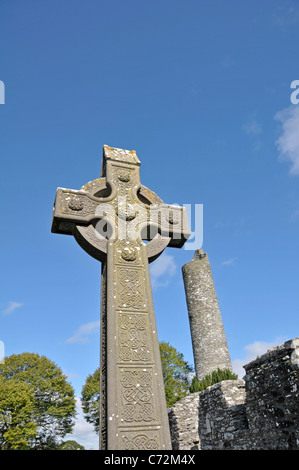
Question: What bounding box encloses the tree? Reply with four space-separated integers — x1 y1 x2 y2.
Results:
81 368 100 434
59 439 85 450
159 342 193 408
0 353 76 449
189 368 238 393
0 377 37 450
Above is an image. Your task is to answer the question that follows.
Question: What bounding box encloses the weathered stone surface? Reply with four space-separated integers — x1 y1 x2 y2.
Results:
244 337 299 449
52 145 190 450
168 337 299 450
182 249 232 381
168 393 200 450
197 379 248 450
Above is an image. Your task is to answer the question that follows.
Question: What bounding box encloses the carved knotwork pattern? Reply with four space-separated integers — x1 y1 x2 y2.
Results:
122 434 159 450
120 370 155 423
68 197 84 211
118 268 146 310
118 314 150 362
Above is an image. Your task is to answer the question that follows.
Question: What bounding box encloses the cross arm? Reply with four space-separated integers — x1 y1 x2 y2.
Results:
138 203 190 249
152 204 190 248
51 187 101 235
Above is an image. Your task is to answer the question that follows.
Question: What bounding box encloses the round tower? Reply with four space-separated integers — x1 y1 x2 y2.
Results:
182 249 232 381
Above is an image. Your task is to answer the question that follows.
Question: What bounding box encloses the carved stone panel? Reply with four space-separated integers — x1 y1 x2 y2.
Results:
119 369 156 424
121 430 160 450
117 267 147 311
118 313 152 363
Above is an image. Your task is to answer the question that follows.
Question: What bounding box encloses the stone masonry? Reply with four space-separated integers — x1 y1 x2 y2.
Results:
182 249 233 381
169 337 299 450
168 393 200 450
244 337 299 449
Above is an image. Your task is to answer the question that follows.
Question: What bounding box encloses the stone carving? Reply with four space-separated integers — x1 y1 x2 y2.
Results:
122 434 159 450
51 145 190 449
68 197 84 211
116 202 138 221
115 240 141 265
118 313 151 362
120 369 154 423
121 247 137 262
117 170 131 182
118 267 147 311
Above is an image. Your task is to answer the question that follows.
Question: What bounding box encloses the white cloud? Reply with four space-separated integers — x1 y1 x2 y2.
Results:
221 257 237 267
66 321 100 344
63 369 78 380
275 105 299 176
232 336 287 378
64 397 98 450
2 301 23 315
150 253 176 288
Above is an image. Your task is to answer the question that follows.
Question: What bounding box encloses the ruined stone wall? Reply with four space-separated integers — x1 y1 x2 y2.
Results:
197 379 248 449
244 338 299 449
168 338 299 450
168 393 200 450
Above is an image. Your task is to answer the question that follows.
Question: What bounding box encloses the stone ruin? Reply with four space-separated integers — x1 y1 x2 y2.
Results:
168 337 299 450
169 249 299 450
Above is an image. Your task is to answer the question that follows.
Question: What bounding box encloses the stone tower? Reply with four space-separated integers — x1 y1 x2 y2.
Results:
182 249 232 381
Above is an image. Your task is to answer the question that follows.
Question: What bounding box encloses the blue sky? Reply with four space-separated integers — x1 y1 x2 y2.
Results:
1 0 299 448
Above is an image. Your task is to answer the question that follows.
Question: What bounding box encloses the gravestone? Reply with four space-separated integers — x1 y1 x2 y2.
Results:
51 145 190 450
182 249 232 381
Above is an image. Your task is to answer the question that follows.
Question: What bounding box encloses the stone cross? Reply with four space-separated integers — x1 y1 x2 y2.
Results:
51 145 190 450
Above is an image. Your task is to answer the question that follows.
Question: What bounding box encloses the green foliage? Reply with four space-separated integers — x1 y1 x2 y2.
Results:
159 342 193 408
59 439 85 450
189 368 238 393
81 368 100 434
0 353 76 449
0 377 37 449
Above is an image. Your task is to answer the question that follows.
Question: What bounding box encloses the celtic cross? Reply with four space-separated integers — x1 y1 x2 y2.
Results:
51 145 190 450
